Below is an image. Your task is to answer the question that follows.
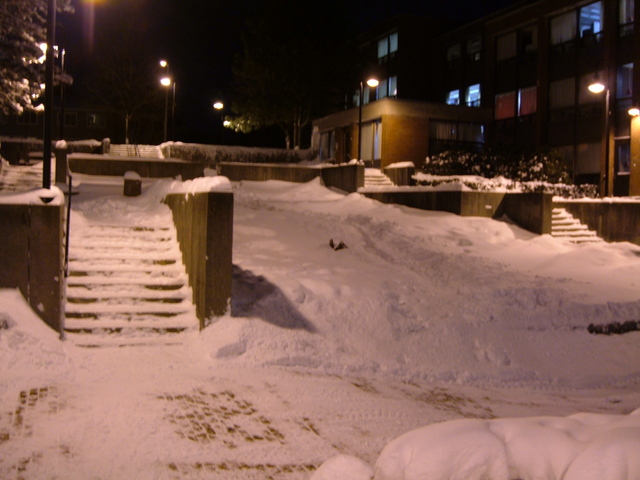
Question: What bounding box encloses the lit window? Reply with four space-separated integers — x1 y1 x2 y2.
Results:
551 11 577 45
466 84 481 107
378 79 388 99
446 89 460 105
617 63 633 99
620 0 634 25
580 2 602 37
388 76 398 97
495 91 516 119
518 86 537 116
377 32 398 62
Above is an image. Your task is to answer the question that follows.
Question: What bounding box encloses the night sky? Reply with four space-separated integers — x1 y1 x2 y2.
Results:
56 0 526 146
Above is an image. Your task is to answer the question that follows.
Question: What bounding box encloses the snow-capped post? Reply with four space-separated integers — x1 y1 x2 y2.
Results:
42 0 57 189
54 141 68 185
123 171 142 197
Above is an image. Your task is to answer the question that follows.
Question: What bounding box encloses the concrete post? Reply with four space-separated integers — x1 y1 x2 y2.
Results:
54 144 68 185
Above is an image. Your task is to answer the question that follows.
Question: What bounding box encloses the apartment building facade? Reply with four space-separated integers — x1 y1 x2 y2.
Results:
313 0 640 196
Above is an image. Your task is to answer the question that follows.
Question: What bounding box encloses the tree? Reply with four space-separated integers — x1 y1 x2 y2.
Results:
227 0 352 149
0 0 72 115
83 10 163 144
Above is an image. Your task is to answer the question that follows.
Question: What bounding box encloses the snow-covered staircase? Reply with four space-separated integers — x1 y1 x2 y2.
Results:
551 208 604 243
0 160 54 192
364 168 395 188
109 144 163 158
64 222 197 347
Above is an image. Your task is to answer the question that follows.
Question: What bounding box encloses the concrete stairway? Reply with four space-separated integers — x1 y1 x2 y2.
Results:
64 222 197 347
364 168 395 188
109 144 163 158
551 208 604 243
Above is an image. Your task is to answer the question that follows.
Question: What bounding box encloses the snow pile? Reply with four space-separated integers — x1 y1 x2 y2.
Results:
366 409 640 480
0 186 64 205
0 289 67 376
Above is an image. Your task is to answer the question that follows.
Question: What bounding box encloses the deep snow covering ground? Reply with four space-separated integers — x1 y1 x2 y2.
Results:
1 174 640 479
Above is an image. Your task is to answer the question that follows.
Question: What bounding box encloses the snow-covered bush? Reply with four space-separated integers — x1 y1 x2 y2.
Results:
420 147 598 198
423 147 571 184
162 143 315 168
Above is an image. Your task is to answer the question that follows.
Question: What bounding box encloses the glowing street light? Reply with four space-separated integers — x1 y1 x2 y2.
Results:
213 101 224 110
358 77 379 164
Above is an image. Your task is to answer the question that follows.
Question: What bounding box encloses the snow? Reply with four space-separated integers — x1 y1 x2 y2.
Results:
1 172 640 479
0 185 64 205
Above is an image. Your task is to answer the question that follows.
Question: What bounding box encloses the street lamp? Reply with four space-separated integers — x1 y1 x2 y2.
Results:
358 77 379 164
42 0 57 189
160 76 171 142
213 101 224 110
159 60 177 142
588 71 611 197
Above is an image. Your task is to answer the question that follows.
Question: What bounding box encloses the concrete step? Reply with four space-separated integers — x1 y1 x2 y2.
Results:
551 208 604 243
64 216 197 346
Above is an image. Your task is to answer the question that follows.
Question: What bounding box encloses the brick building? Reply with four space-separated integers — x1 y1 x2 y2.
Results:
313 0 640 196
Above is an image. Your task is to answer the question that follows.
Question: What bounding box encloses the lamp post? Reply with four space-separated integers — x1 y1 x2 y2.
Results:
588 74 611 197
357 78 379 163
42 0 56 189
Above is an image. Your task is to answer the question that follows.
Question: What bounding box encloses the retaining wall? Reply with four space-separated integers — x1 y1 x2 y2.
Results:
554 200 640 245
0 196 64 334
68 153 205 180
163 191 234 328
362 190 553 235
218 162 364 193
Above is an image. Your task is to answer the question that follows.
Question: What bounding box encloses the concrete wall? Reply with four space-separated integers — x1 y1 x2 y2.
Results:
0 201 64 334
554 200 640 245
218 162 364 193
163 191 234 328
383 165 416 186
362 190 553 234
68 154 205 180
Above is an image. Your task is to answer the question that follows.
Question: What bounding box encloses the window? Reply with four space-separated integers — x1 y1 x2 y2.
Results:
620 0 634 24
495 91 516 119
361 120 382 162
519 25 538 55
447 44 461 67
466 84 481 107
87 113 106 128
378 79 388 99
617 142 630 174
446 89 460 105
496 32 517 61
377 76 398 99
580 2 602 37
388 76 398 97
551 11 577 45
17 111 39 125
549 78 575 109
429 120 485 153
377 32 398 63
617 63 633 99
467 36 481 61
319 131 335 162
518 86 537 116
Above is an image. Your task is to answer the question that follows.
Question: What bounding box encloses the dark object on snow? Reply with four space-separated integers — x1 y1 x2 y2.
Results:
329 239 347 251
588 320 640 335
